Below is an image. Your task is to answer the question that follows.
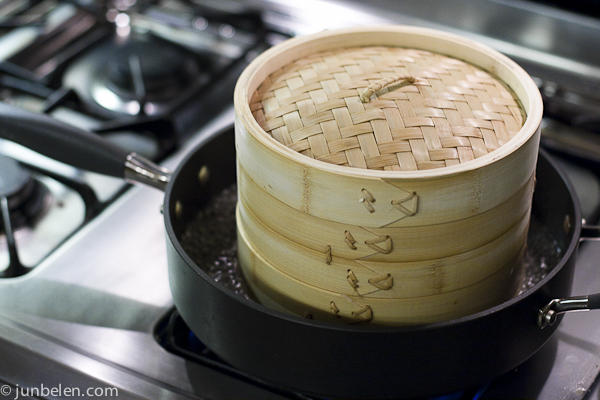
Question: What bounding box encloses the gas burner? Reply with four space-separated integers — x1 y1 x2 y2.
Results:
0 156 49 234
0 155 90 275
104 41 200 107
62 37 208 117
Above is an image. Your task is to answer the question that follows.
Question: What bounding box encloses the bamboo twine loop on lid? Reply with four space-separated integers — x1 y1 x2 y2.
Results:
250 46 526 171
359 75 416 103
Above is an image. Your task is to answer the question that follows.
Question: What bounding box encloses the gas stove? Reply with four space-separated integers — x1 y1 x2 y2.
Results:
0 0 274 276
1 0 600 399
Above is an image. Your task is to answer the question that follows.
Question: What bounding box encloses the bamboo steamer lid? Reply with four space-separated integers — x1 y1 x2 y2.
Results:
234 26 543 228
251 48 524 171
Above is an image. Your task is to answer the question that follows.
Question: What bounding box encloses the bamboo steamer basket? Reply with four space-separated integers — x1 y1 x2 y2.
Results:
237 200 528 299
238 163 535 262
233 25 543 324
237 211 524 325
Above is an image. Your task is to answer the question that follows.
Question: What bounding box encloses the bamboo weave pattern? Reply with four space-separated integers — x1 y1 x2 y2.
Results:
250 46 525 171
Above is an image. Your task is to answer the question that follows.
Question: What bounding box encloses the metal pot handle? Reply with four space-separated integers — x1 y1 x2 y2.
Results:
537 223 600 329
0 102 171 191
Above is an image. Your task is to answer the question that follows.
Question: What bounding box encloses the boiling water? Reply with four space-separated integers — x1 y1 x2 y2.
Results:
518 217 563 294
179 184 563 304
179 185 252 299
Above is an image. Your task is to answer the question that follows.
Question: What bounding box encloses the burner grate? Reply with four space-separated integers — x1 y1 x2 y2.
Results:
154 309 318 400
155 309 490 400
0 157 110 277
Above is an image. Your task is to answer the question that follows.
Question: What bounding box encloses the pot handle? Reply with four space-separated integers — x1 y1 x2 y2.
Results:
537 223 600 329
0 102 171 191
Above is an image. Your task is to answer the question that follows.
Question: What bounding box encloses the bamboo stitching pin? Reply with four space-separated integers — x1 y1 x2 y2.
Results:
344 230 357 250
347 269 359 289
351 305 373 322
325 245 332 265
330 301 341 317
368 273 393 290
365 235 393 254
359 189 375 213
342 295 374 323
391 191 419 217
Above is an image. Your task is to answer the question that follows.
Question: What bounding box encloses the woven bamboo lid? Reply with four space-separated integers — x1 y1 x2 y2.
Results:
250 46 525 171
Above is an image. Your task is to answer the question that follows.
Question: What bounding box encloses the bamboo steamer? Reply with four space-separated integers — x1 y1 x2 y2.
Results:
233 25 543 325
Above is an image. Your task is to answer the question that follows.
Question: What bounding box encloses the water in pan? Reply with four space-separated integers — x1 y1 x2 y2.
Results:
179 185 253 300
179 184 562 308
517 217 562 295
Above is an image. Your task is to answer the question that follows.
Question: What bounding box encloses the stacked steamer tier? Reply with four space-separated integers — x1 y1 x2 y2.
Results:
233 26 543 325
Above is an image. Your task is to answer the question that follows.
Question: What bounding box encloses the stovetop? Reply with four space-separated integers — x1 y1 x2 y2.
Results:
2 1 600 399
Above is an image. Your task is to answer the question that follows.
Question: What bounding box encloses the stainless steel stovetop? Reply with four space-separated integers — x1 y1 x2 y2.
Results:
2 1 600 399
